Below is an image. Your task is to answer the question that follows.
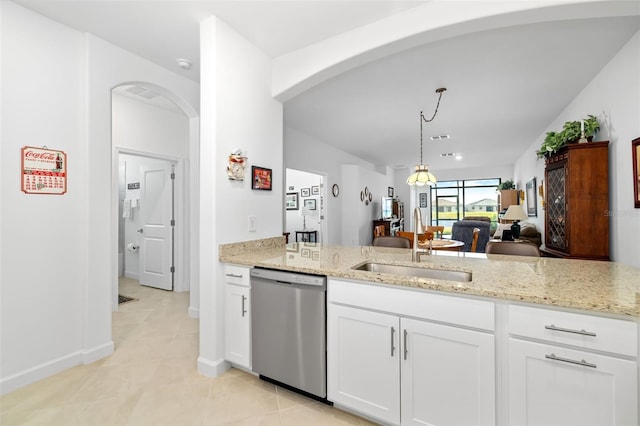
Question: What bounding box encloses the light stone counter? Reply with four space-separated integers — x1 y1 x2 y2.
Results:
219 237 640 318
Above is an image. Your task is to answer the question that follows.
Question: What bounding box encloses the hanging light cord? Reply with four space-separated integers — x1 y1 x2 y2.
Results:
418 87 446 164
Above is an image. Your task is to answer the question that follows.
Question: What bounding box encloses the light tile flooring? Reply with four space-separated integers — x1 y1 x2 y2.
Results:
1 278 376 426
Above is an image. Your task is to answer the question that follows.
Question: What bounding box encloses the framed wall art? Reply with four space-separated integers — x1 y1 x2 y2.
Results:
311 186 319 195
286 192 299 210
526 177 537 217
633 137 640 208
251 166 272 190
21 146 67 195
301 188 310 197
304 199 316 210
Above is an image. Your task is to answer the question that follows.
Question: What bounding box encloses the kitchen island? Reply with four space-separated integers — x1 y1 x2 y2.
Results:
219 237 639 425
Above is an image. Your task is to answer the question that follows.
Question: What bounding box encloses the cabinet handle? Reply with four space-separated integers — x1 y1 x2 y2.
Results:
226 273 243 279
403 329 408 360
241 295 247 317
545 324 596 337
390 327 396 357
545 353 597 369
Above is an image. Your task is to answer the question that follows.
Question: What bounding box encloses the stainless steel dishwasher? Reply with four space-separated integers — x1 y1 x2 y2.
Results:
250 267 327 400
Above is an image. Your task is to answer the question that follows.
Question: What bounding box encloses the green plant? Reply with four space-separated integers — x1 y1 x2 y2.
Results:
536 115 600 159
498 180 515 190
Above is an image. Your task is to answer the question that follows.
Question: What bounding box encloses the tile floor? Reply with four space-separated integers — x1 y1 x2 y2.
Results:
1 278 376 426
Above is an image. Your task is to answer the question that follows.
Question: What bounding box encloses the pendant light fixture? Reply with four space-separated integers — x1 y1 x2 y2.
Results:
406 87 447 186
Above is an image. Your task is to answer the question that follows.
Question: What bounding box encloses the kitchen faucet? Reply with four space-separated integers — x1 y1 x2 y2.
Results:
412 207 431 262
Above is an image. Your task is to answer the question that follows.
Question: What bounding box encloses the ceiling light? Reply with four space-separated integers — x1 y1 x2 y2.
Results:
407 88 447 186
430 135 450 140
455 155 463 160
176 58 192 70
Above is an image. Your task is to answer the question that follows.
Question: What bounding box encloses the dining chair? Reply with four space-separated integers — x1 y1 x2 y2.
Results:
426 226 445 239
396 231 433 249
373 225 385 238
470 227 480 253
485 241 541 257
372 236 411 248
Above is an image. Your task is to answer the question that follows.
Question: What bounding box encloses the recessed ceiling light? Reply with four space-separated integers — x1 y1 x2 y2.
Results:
431 135 450 141
176 58 192 70
455 155 463 160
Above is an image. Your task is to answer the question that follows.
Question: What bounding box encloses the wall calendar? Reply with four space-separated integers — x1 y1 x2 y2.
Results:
21 146 67 195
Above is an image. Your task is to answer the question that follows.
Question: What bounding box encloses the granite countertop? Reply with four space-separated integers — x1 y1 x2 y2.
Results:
219 237 640 318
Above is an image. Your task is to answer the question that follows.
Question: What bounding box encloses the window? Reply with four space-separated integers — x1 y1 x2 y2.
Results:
430 178 501 236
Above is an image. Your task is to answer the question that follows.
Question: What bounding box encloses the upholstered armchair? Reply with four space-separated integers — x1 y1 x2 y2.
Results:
451 220 491 252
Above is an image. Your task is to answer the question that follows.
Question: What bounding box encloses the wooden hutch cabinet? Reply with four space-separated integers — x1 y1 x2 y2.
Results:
543 141 609 260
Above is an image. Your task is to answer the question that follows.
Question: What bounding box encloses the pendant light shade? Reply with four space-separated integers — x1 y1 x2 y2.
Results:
407 88 446 186
406 164 437 186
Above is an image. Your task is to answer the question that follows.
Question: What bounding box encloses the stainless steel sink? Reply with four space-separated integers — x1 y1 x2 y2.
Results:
353 262 472 282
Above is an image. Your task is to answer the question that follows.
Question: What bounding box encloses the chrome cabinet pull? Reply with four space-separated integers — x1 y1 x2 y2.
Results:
226 273 243 279
545 324 596 337
241 295 247 317
390 327 396 357
403 329 408 360
545 353 597 369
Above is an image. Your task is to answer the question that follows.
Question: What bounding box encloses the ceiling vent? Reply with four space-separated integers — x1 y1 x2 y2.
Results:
431 135 450 141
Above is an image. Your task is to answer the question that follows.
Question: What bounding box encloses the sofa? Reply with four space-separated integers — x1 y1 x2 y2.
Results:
451 220 491 252
493 221 542 247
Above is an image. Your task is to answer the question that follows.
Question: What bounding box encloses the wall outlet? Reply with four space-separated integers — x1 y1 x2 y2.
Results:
248 215 256 232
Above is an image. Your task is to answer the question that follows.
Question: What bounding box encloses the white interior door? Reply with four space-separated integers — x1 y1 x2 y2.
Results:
139 162 173 290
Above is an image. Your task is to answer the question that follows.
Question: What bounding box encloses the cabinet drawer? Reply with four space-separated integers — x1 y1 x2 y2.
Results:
224 264 250 287
509 304 637 356
329 279 494 331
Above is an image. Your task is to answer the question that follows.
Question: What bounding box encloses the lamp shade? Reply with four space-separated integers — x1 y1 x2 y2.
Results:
406 165 437 186
503 204 528 221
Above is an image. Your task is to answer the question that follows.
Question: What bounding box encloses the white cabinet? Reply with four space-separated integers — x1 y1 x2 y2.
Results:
401 318 494 426
508 305 638 425
224 265 251 369
328 279 495 426
328 304 400 424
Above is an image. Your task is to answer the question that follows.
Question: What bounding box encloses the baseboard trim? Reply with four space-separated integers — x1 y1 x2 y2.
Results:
197 356 229 378
188 306 199 318
83 340 114 364
1 341 114 396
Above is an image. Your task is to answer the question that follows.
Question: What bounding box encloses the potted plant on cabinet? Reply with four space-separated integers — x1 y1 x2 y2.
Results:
536 115 600 159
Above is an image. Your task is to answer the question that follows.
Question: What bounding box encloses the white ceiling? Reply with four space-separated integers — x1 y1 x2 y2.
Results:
13 1 640 173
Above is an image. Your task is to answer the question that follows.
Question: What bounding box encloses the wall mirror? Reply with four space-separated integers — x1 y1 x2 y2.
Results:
633 137 640 208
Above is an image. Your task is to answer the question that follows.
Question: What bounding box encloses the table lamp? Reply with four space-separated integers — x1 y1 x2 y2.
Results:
503 204 528 239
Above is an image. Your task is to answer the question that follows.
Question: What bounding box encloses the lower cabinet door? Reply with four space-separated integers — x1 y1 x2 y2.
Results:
401 318 495 426
224 283 251 368
328 304 401 425
509 338 638 425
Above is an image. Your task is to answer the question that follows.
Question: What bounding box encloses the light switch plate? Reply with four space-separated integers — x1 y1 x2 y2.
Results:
248 215 256 232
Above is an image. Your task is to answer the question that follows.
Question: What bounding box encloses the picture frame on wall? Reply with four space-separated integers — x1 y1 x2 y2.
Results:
286 192 299 210
633 137 640 208
419 192 428 208
311 186 320 195
304 199 317 210
301 188 310 197
251 166 272 190
388 187 394 197
526 177 537 217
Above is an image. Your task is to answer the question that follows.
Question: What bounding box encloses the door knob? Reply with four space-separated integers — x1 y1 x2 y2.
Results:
137 228 143 233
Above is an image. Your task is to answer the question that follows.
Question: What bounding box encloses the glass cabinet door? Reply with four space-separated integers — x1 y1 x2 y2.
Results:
546 166 567 250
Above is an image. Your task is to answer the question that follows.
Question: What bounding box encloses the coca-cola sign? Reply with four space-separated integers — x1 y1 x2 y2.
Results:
21 146 67 195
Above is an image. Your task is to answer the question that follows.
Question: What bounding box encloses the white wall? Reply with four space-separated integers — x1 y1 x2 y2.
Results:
199 16 283 377
514 30 640 267
112 93 189 158
1 1 200 394
1 0 87 391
